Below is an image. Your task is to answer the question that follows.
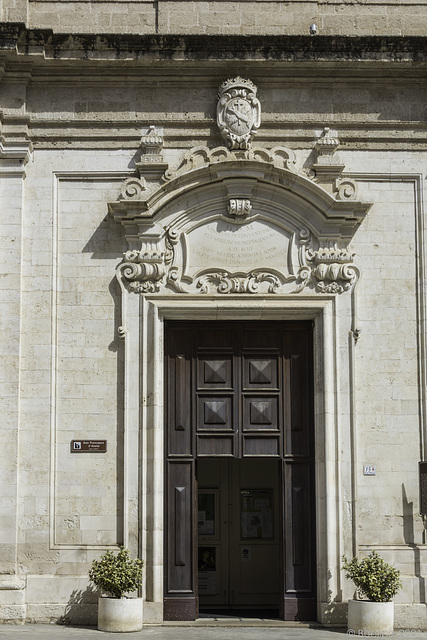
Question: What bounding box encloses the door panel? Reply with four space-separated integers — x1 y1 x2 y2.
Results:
230 459 280 608
197 459 229 607
164 460 197 620
165 321 316 621
198 459 280 610
167 328 192 457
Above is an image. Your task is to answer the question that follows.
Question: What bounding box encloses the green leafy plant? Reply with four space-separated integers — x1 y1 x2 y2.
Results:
89 547 143 599
342 550 402 603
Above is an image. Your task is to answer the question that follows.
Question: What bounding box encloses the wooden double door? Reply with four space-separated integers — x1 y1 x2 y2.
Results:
164 321 316 621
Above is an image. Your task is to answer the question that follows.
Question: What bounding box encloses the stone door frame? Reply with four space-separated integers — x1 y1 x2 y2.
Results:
117 291 352 624
110 140 366 623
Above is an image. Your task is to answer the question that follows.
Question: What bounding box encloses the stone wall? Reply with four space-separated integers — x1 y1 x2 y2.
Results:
2 0 427 36
0 28 426 627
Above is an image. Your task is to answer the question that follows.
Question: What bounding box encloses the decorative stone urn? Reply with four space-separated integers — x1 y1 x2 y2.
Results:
348 599 394 635
98 596 143 632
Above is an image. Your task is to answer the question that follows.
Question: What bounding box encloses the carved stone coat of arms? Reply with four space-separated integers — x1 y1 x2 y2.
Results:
217 77 261 150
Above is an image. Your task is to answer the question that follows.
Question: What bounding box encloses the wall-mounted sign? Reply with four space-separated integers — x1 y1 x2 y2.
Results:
240 489 273 539
419 462 427 515
363 465 376 476
71 440 107 453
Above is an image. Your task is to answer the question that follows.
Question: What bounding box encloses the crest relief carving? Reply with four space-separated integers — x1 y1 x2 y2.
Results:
217 77 261 150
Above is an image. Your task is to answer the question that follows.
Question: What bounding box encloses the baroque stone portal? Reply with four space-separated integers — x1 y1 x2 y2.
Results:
110 80 372 298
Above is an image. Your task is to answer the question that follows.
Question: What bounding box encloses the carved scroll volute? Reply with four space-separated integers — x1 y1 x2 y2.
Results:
217 77 261 150
117 245 167 293
121 177 147 200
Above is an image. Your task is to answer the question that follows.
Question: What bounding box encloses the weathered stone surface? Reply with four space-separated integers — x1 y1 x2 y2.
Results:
1 1 427 629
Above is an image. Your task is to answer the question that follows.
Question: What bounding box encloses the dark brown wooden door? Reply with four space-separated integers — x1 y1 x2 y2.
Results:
164 321 316 621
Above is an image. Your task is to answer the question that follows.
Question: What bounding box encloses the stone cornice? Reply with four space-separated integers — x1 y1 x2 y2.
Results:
0 135 33 167
0 25 426 66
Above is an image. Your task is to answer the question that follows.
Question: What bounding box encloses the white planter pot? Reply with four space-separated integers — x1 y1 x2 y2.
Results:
98 596 143 632
348 599 394 635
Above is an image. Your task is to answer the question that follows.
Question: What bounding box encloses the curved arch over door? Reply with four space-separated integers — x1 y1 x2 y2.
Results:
110 145 371 298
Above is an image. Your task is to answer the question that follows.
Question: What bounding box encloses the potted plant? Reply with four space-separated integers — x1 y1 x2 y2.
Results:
89 546 144 632
342 550 402 635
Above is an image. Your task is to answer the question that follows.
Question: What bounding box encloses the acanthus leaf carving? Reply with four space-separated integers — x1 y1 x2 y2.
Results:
163 146 231 182
224 198 252 223
197 271 281 295
164 230 186 293
251 146 297 172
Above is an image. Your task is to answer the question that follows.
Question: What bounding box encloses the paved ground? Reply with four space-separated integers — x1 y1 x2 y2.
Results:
1 621 427 640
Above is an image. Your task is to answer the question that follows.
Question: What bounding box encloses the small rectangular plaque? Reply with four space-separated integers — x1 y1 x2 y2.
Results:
363 465 376 476
419 462 427 515
71 440 107 453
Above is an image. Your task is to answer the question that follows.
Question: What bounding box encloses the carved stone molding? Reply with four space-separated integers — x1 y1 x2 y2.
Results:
135 125 169 180
334 178 358 201
117 247 167 293
217 77 261 150
295 230 359 294
121 177 147 200
140 125 163 159
224 198 252 223
163 145 297 183
197 270 281 294
0 135 33 174
111 142 371 298
312 127 345 183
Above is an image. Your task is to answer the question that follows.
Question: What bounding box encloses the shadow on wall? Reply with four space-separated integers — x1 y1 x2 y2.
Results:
320 571 347 626
402 483 425 604
57 585 99 626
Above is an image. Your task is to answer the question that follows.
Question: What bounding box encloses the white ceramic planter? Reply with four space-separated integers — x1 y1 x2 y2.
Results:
98 596 143 632
348 599 394 635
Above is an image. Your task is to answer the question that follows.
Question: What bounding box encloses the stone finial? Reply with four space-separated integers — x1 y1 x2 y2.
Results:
313 127 345 180
135 125 169 180
140 125 163 160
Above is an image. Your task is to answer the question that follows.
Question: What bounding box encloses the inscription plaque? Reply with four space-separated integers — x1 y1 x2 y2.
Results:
419 462 427 515
71 440 107 453
186 220 291 278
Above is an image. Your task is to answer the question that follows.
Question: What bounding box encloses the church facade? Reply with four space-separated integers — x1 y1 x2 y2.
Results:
1 3 427 627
